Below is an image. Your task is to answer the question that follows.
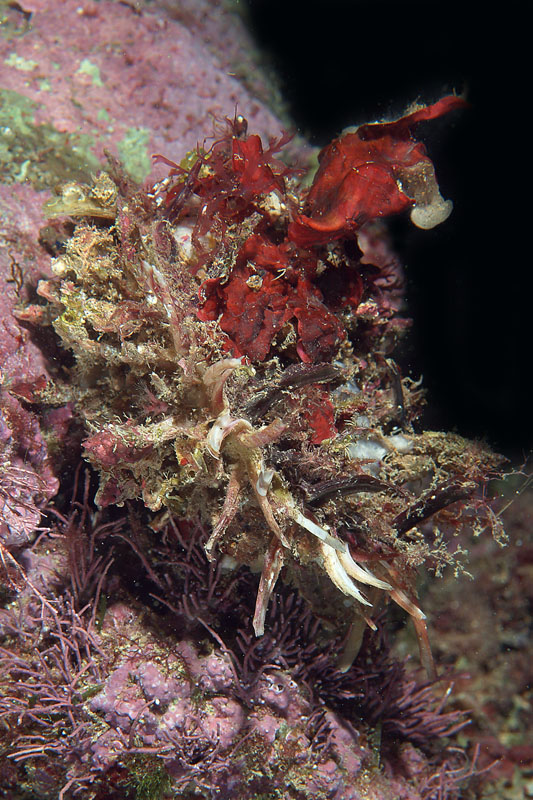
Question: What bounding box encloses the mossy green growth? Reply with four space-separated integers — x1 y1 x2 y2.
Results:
246 794 282 800
76 58 104 87
4 52 38 71
0 89 101 188
116 127 152 184
123 755 172 800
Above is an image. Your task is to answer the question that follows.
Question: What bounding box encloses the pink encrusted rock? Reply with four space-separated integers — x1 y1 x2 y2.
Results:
0 582 461 799
90 729 129 771
0 183 60 546
101 600 137 630
0 183 53 382
200 651 237 693
136 661 190 705
201 696 246 749
0 387 59 547
175 639 237 694
90 649 193 730
256 671 309 721
90 660 148 728
18 547 65 596
304 758 346 799
0 0 293 184
327 711 365 776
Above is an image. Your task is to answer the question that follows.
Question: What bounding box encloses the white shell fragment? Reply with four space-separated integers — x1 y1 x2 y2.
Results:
346 439 388 462
255 467 275 497
387 433 414 453
172 223 194 261
206 412 233 458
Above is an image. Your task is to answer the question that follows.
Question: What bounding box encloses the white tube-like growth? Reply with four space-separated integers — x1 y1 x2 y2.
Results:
320 543 371 606
288 507 346 553
398 160 453 230
337 548 392 591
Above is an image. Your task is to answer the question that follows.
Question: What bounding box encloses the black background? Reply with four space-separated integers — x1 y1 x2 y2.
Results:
245 0 528 461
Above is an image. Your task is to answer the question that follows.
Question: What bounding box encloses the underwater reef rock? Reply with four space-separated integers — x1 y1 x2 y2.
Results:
0 511 479 800
0 98 512 798
0 0 296 189
0 4 521 797
27 101 505 667
419 475 533 794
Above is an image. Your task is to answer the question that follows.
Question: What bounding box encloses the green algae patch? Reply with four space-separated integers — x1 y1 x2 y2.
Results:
116 127 152 183
0 88 35 135
3 52 38 71
121 754 172 800
0 88 101 188
76 58 104 87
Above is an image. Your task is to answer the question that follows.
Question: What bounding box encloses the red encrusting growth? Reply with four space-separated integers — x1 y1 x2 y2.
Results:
288 95 467 247
158 99 466 367
301 388 338 444
197 250 345 363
